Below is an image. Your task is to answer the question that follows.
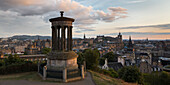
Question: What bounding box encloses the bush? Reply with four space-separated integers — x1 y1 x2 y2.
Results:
84 49 100 69
143 71 170 85
109 68 119 78
118 66 143 83
0 62 37 75
0 60 5 67
41 47 51 54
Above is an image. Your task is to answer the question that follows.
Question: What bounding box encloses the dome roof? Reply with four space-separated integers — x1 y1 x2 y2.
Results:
49 11 74 22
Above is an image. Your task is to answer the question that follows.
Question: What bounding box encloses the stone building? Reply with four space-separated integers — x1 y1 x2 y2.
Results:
25 44 38 55
95 32 124 50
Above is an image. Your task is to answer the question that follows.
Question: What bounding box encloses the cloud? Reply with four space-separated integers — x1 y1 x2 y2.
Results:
0 0 56 16
0 0 127 33
74 25 95 33
107 32 170 35
117 23 170 29
0 10 50 37
127 0 147 3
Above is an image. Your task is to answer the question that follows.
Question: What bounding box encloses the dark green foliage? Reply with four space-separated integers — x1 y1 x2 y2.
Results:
4 54 8 56
0 60 5 66
118 66 142 83
4 54 25 66
41 47 51 54
99 57 105 66
143 71 170 85
0 54 38 75
103 69 112 75
103 52 118 62
109 68 119 78
77 52 85 65
83 49 100 69
0 62 37 75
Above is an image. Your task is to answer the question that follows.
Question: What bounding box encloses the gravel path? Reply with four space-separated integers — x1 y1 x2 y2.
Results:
0 72 95 85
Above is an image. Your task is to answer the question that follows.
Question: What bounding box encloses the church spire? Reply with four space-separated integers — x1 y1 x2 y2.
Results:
84 33 86 39
128 36 133 48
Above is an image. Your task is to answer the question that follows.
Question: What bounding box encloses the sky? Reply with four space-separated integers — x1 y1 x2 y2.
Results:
0 0 169 40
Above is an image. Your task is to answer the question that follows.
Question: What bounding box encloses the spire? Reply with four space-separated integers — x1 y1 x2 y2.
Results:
129 36 131 41
84 33 86 39
128 36 133 48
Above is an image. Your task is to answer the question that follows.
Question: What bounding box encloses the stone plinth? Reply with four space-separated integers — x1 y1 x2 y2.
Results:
47 51 78 70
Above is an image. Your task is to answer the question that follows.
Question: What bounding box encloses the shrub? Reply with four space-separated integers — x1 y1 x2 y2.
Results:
109 68 119 78
118 66 143 83
143 71 170 85
0 62 37 75
84 49 100 69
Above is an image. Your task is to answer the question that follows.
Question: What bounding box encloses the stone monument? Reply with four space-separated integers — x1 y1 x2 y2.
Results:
46 11 79 82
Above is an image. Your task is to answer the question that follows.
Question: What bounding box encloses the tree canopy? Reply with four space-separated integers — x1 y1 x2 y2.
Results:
103 52 118 62
118 66 143 83
77 52 85 65
41 47 51 54
83 49 100 69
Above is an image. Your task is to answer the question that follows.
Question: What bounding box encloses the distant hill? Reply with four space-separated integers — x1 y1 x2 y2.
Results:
9 35 51 40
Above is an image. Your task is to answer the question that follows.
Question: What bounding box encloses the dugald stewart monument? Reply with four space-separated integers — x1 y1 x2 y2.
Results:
41 11 84 82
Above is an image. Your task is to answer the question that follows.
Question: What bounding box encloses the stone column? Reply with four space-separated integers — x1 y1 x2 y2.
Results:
57 27 60 51
81 65 85 79
51 26 55 51
67 26 70 51
64 26 66 51
43 66 47 80
63 68 67 82
38 61 40 73
56 26 58 51
61 26 65 51
54 27 57 50
70 26 73 51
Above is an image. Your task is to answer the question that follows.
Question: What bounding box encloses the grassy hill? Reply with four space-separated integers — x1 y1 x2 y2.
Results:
89 70 137 85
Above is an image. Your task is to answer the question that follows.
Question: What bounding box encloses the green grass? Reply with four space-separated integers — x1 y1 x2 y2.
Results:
89 70 137 85
0 72 63 83
89 70 119 85
0 72 42 81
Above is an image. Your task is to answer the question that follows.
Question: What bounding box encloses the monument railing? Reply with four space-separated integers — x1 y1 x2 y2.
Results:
38 63 46 76
67 69 81 79
47 70 63 79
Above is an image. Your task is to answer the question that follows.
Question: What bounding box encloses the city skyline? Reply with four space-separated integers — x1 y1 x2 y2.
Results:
0 0 169 40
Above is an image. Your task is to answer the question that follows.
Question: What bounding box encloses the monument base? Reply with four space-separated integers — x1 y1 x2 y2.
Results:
44 51 82 82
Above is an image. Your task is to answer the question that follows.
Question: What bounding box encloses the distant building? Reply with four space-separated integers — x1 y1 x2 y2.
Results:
102 58 123 71
139 59 152 73
25 44 38 55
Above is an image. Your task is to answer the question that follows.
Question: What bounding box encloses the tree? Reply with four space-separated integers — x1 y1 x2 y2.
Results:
84 49 100 69
99 57 105 66
41 48 51 54
4 54 24 66
144 71 170 85
0 60 5 67
77 52 85 65
103 52 118 62
118 66 143 83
